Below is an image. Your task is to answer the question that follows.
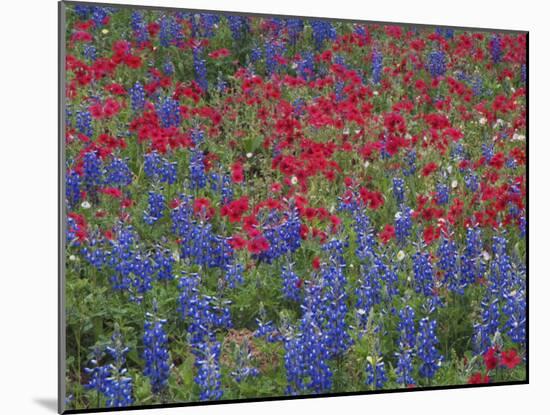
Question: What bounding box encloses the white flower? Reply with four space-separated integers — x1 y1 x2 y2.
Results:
512 133 525 142
246 152 253 158
373 90 379 96
101 29 109 35
69 255 77 262
364 161 370 168
172 251 180 262
343 127 350 135
479 117 487 125
482 250 491 261
447 165 453 174
451 180 458 189
81 201 91 209
397 250 405 261
290 176 298 185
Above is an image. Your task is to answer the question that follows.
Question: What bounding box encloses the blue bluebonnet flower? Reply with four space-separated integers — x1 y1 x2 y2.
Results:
417 317 442 379
286 19 304 45
153 248 175 281
471 76 483 96
83 151 103 191
198 14 220 38
311 20 336 50
190 149 207 189
372 49 383 84
427 50 447 78
191 128 205 146
374 254 399 298
84 347 110 395
193 46 208 93
104 158 132 187
265 40 282 77
503 288 526 345
395 348 415 386
129 81 146 112
224 261 244 288
107 224 137 291
292 98 306 118
489 34 502 64
435 183 449 205
482 143 494 162
460 227 485 286
143 305 171 394
395 207 413 246
177 272 200 321
297 51 315 81
74 5 93 19
519 215 526 237
356 262 382 329
334 55 346 101
438 237 464 294
320 242 351 356
144 152 177 184
488 235 517 297
297 282 333 393
397 306 416 349
80 232 108 270
131 10 149 45
188 222 233 268
230 338 259 382
403 149 417 176
280 260 301 302
177 274 230 400
250 44 262 63
91 7 109 28
129 254 155 300
521 63 526 84
156 96 181 128
83 44 97 61
104 329 133 408
216 74 228 93
393 177 405 204
435 27 454 39
473 295 500 354
365 355 387 389
162 59 175 76
227 15 249 40
354 25 367 37
465 171 479 192
66 170 81 207
255 208 301 263
143 191 165 225
283 331 305 394
209 172 233 204
255 318 283 343
76 110 93 137
159 15 179 47
194 340 223 401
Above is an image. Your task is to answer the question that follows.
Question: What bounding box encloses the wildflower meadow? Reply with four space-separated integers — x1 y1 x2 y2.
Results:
62 3 527 411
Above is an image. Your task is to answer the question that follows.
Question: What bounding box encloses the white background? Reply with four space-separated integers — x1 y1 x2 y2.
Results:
0 0 545 413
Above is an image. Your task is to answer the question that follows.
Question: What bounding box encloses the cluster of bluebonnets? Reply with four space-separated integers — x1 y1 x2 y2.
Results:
65 4 526 410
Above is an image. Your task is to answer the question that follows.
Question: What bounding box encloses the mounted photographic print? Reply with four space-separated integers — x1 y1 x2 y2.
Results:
59 1 528 413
